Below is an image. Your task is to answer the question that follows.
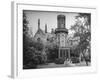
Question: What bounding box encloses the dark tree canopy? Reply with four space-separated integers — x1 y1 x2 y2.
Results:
70 13 91 65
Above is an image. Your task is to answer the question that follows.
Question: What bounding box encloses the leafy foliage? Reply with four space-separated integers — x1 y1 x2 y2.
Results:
54 58 65 64
70 13 91 65
23 11 45 69
46 42 59 62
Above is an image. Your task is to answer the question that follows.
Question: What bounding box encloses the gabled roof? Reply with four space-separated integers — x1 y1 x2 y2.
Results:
34 28 45 38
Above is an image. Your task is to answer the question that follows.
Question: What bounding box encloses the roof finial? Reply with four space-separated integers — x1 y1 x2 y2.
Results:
45 24 47 33
38 19 40 29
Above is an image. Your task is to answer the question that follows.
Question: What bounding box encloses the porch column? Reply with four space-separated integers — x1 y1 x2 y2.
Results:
68 49 70 59
59 48 60 58
65 49 67 59
64 49 66 59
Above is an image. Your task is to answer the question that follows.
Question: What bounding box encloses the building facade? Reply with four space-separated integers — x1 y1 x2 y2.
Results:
33 15 80 61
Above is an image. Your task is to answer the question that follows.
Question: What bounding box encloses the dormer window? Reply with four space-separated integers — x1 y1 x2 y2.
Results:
37 37 41 42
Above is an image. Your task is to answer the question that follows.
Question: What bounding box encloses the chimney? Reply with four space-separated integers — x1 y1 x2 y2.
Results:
38 19 40 30
45 24 47 33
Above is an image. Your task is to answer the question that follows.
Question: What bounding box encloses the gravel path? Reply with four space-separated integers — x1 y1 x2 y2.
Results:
37 62 90 68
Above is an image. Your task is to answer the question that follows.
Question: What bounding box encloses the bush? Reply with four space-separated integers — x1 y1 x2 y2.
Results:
54 58 65 64
23 61 37 69
23 55 45 69
33 55 45 65
71 57 80 63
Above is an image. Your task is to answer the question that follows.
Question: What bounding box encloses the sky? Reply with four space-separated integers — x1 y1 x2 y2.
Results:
24 10 78 36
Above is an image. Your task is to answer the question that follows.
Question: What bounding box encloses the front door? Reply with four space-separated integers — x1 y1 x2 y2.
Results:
59 49 69 59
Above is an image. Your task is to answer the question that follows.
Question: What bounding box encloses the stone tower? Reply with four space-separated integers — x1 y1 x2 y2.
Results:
55 15 70 59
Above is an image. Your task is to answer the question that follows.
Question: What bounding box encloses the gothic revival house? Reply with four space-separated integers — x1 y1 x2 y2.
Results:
33 15 80 60
33 19 55 45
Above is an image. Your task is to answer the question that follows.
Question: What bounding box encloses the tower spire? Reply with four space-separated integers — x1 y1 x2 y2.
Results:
45 24 47 33
38 19 40 30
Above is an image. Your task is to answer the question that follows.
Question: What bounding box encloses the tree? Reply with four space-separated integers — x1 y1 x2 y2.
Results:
23 11 35 67
46 41 59 62
23 11 47 69
70 13 91 65
23 11 30 65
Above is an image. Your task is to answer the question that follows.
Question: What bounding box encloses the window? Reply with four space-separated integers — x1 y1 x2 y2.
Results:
37 37 41 42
